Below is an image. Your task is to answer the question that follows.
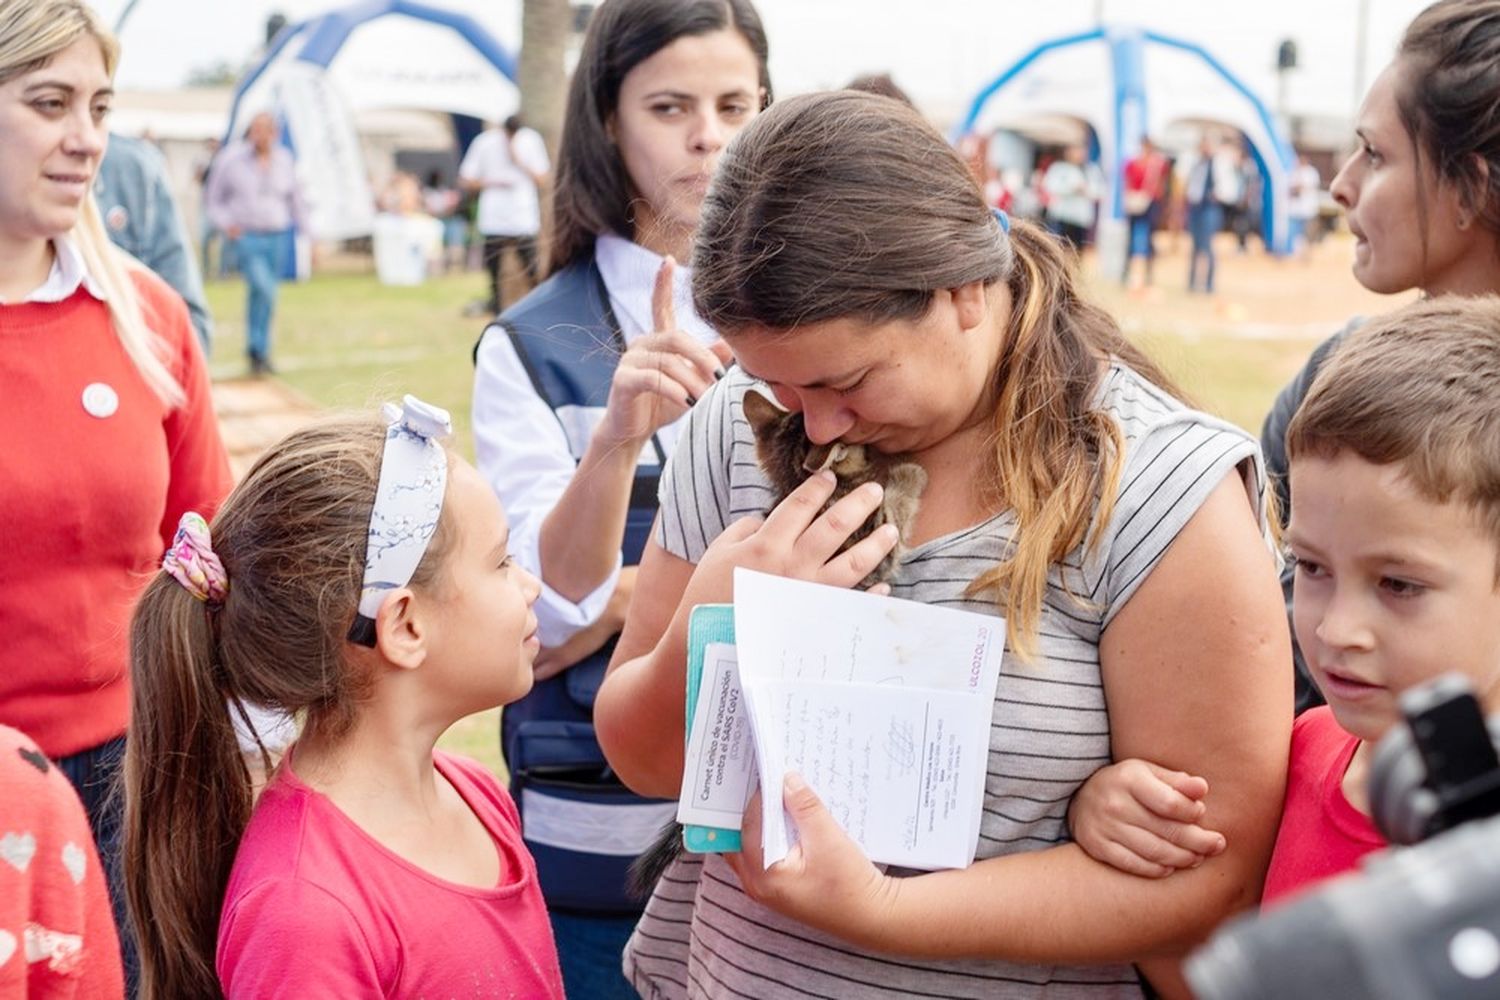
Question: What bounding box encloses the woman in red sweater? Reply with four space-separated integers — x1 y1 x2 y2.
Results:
0 0 233 989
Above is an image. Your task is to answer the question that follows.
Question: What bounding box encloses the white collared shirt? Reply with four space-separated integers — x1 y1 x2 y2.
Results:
472 235 722 645
6 238 107 305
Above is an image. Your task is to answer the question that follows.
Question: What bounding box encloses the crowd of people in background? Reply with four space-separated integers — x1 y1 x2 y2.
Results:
6 0 1500 998
961 125 1329 296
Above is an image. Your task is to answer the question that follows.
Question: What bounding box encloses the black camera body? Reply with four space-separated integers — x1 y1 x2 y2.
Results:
1368 675 1500 846
1185 675 1500 1000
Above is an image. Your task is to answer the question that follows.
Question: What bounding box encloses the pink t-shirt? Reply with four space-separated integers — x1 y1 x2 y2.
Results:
217 750 564 999
1261 706 1387 908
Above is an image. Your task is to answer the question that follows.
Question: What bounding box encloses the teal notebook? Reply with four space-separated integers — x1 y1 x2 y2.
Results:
682 604 742 853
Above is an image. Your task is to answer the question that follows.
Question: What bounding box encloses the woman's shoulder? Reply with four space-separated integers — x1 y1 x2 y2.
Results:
1087 361 1270 602
124 259 181 310
1097 361 1254 448
684 365 760 445
714 364 759 404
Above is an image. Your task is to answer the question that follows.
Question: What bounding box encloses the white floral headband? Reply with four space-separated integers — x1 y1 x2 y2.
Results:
347 395 453 646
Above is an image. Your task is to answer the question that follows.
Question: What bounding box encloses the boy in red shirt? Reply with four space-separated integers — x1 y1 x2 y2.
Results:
1070 297 1500 906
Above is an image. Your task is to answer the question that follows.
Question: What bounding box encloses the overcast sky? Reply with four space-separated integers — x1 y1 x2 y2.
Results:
93 0 1435 123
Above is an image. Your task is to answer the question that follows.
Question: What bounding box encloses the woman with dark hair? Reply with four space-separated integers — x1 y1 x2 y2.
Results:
469 0 770 994
597 90 1291 999
1261 0 1500 713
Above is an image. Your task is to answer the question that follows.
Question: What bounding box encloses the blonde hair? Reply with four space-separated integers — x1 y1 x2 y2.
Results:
0 0 184 407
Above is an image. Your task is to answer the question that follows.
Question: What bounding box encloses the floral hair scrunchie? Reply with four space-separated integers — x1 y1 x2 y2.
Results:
162 511 229 606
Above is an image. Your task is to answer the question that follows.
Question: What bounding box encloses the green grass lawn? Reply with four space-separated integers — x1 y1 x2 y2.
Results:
205 262 1322 776
206 268 494 461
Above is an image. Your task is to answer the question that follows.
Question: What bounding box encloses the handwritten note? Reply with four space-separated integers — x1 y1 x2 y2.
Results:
733 569 1005 870
750 678 991 868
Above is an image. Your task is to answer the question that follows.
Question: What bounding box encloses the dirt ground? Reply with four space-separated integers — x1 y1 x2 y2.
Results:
1093 230 1410 339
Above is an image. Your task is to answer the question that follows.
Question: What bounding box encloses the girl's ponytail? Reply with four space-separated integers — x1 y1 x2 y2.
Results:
124 577 251 1000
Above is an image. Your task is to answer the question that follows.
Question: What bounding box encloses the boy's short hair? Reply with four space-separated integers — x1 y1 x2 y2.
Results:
1286 296 1500 552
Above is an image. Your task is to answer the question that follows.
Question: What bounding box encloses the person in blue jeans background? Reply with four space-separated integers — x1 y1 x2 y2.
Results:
204 110 306 375
1184 134 1240 294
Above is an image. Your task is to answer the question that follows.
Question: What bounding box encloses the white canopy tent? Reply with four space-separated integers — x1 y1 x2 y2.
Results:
225 0 520 241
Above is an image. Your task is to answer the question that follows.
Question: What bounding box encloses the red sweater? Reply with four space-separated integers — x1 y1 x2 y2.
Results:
0 724 123 998
1261 706 1387 908
0 272 232 758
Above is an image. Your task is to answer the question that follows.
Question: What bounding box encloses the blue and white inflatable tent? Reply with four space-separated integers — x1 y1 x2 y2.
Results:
957 24 1297 254
224 0 519 244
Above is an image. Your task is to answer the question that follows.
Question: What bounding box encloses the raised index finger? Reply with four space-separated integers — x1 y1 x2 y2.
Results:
652 256 678 333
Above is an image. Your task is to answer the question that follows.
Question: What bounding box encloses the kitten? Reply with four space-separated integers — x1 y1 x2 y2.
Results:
627 387 928 900
740 387 927 586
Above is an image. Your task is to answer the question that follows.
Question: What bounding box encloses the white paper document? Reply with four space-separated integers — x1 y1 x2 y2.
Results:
675 568 1005 871
751 677 993 869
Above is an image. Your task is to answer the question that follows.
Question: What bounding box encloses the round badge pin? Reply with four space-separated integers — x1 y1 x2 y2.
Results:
82 382 119 419
105 205 128 232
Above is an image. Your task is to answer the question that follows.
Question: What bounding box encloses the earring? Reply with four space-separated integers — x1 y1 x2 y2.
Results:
1458 215 1472 231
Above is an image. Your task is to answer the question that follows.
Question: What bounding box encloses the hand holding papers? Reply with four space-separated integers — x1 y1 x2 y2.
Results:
677 568 1004 871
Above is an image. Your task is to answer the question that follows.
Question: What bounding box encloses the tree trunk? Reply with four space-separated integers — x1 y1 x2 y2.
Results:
518 0 571 154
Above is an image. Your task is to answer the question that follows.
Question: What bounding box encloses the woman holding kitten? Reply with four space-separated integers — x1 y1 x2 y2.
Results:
597 90 1291 999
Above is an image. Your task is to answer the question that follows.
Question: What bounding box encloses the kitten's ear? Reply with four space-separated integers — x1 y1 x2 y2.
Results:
742 388 785 436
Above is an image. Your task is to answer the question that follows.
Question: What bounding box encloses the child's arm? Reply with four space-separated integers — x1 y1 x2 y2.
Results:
1067 759 1227 878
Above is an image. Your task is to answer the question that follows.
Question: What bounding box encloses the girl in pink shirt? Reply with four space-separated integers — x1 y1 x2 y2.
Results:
121 404 564 1000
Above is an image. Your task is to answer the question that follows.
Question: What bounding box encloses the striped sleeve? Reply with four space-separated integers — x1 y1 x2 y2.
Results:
1097 411 1265 625
654 370 742 563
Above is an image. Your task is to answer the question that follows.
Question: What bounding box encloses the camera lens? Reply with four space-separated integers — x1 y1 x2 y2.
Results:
1186 894 1368 1000
1188 816 1500 1000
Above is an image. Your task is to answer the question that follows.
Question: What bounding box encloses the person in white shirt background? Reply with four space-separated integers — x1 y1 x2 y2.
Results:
459 112 550 316
468 1 771 995
1288 152 1322 261
1043 143 1104 250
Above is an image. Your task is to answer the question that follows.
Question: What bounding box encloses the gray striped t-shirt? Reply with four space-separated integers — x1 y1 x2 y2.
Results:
625 363 1268 1000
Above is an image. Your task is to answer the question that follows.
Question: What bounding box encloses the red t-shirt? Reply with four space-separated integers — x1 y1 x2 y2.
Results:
1123 152 1168 199
217 750 564 999
1261 706 1387 907
0 724 123 999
